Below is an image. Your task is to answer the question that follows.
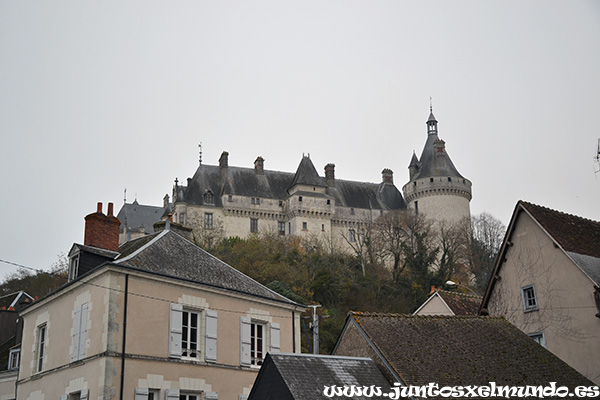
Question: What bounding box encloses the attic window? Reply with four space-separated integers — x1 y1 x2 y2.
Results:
204 191 214 205
228 195 233 202
327 199 330 205
299 196 303 202
528 332 546 348
68 255 80 281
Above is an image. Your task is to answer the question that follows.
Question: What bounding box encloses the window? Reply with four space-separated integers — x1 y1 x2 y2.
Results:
415 200 419 215
321 224 325 232
240 318 279 368
204 191 214 205
182 310 200 358
250 322 264 366
448 177 452 182
251 198 255 205
278 200 283 207
169 305 217 362
68 255 79 281
326 199 330 205
148 390 159 400
250 218 258 233
8 348 20 370
179 394 199 400
528 332 546 348
278 221 285 236
179 212 185 225
298 196 303 202
521 285 538 312
430 178 434 183
37 324 47 372
72 303 89 362
228 195 233 202
349 229 356 242
350 208 355 215
204 213 213 229
256 198 260 205
302 222 307 231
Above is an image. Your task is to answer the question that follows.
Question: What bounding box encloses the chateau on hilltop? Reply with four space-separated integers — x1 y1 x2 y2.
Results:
119 109 472 247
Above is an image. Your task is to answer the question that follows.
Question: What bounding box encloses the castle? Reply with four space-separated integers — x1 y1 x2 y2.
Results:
119 108 472 247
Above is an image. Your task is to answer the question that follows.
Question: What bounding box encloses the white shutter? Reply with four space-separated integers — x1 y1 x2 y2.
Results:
205 392 218 400
80 389 89 400
78 303 88 360
135 388 149 400
169 303 183 358
270 323 280 353
240 316 251 367
165 389 179 400
205 310 218 363
72 307 81 362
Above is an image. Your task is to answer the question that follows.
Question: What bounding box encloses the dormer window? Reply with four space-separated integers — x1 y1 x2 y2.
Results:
204 191 214 205
68 254 80 281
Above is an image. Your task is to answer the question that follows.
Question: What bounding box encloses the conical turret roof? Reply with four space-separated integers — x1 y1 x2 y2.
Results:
288 155 325 189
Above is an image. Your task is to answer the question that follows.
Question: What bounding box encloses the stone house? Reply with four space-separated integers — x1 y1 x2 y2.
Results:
333 312 593 392
479 201 600 384
16 203 305 400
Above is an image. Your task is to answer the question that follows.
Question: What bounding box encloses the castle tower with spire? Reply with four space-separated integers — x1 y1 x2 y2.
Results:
402 107 472 224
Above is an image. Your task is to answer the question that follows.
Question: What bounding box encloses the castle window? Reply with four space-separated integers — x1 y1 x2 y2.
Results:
327 199 331 205
279 201 283 207
299 196 303 202
349 229 356 242
302 222 307 231
278 221 285 236
350 208 355 215
430 178 434 183
448 177 452 182
250 218 258 233
256 198 260 205
204 191 214 205
205 213 213 229
321 224 325 232
228 195 233 202
251 198 255 205
415 201 419 215
179 212 186 225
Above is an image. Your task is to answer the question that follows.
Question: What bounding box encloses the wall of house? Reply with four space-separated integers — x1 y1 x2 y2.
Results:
414 295 453 316
17 266 302 400
0 370 17 400
487 213 600 384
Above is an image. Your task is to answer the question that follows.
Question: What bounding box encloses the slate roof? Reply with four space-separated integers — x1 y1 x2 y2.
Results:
178 155 406 211
336 312 593 391
248 353 391 400
114 229 300 305
116 201 168 234
411 134 465 180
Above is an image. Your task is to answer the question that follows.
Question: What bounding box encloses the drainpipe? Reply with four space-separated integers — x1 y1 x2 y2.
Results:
292 311 296 353
119 274 129 400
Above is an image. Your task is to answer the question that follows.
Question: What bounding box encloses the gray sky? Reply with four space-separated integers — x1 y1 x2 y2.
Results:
1 1 599 279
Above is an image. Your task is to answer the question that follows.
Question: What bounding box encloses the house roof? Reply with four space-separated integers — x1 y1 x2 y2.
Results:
178 155 406 211
413 289 481 316
480 201 600 311
114 229 301 306
248 353 391 400
336 312 593 388
0 291 34 311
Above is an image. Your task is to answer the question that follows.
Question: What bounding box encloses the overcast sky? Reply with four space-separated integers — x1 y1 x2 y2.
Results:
1 1 599 279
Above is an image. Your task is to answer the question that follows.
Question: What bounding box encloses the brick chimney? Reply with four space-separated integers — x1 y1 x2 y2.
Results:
84 202 121 252
325 163 335 187
382 168 394 184
254 156 264 175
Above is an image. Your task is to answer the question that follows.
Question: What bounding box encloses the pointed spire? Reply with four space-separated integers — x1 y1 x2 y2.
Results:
427 101 438 135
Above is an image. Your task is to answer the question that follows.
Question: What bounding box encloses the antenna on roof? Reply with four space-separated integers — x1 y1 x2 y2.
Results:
198 142 203 165
124 188 127 204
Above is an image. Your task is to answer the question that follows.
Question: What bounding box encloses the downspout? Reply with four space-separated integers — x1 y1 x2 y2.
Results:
119 274 129 400
292 311 296 353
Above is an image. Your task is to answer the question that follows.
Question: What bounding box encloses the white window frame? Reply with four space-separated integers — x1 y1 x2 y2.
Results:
36 323 47 373
68 255 80 281
8 348 20 370
521 284 538 312
240 317 279 368
182 309 201 359
250 321 265 367
528 331 546 348
169 304 217 362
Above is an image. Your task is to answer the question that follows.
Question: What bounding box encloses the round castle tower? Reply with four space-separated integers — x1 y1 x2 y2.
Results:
402 108 472 224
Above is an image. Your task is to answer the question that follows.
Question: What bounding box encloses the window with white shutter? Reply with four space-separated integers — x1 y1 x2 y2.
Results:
270 323 280 353
169 304 183 358
205 310 218 363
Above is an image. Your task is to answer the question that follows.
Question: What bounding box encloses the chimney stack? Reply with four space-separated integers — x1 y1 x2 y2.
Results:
325 163 335 186
219 151 229 168
254 156 264 175
382 168 394 184
84 202 121 252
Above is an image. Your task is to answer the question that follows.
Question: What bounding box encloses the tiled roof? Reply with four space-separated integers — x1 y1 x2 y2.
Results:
436 289 482 315
520 201 600 260
115 230 300 305
344 312 593 389
249 353 391 400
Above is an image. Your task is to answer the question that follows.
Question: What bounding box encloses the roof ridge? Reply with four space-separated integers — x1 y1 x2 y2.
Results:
352 311 493 319
520 200 600 224
436 288 482 299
